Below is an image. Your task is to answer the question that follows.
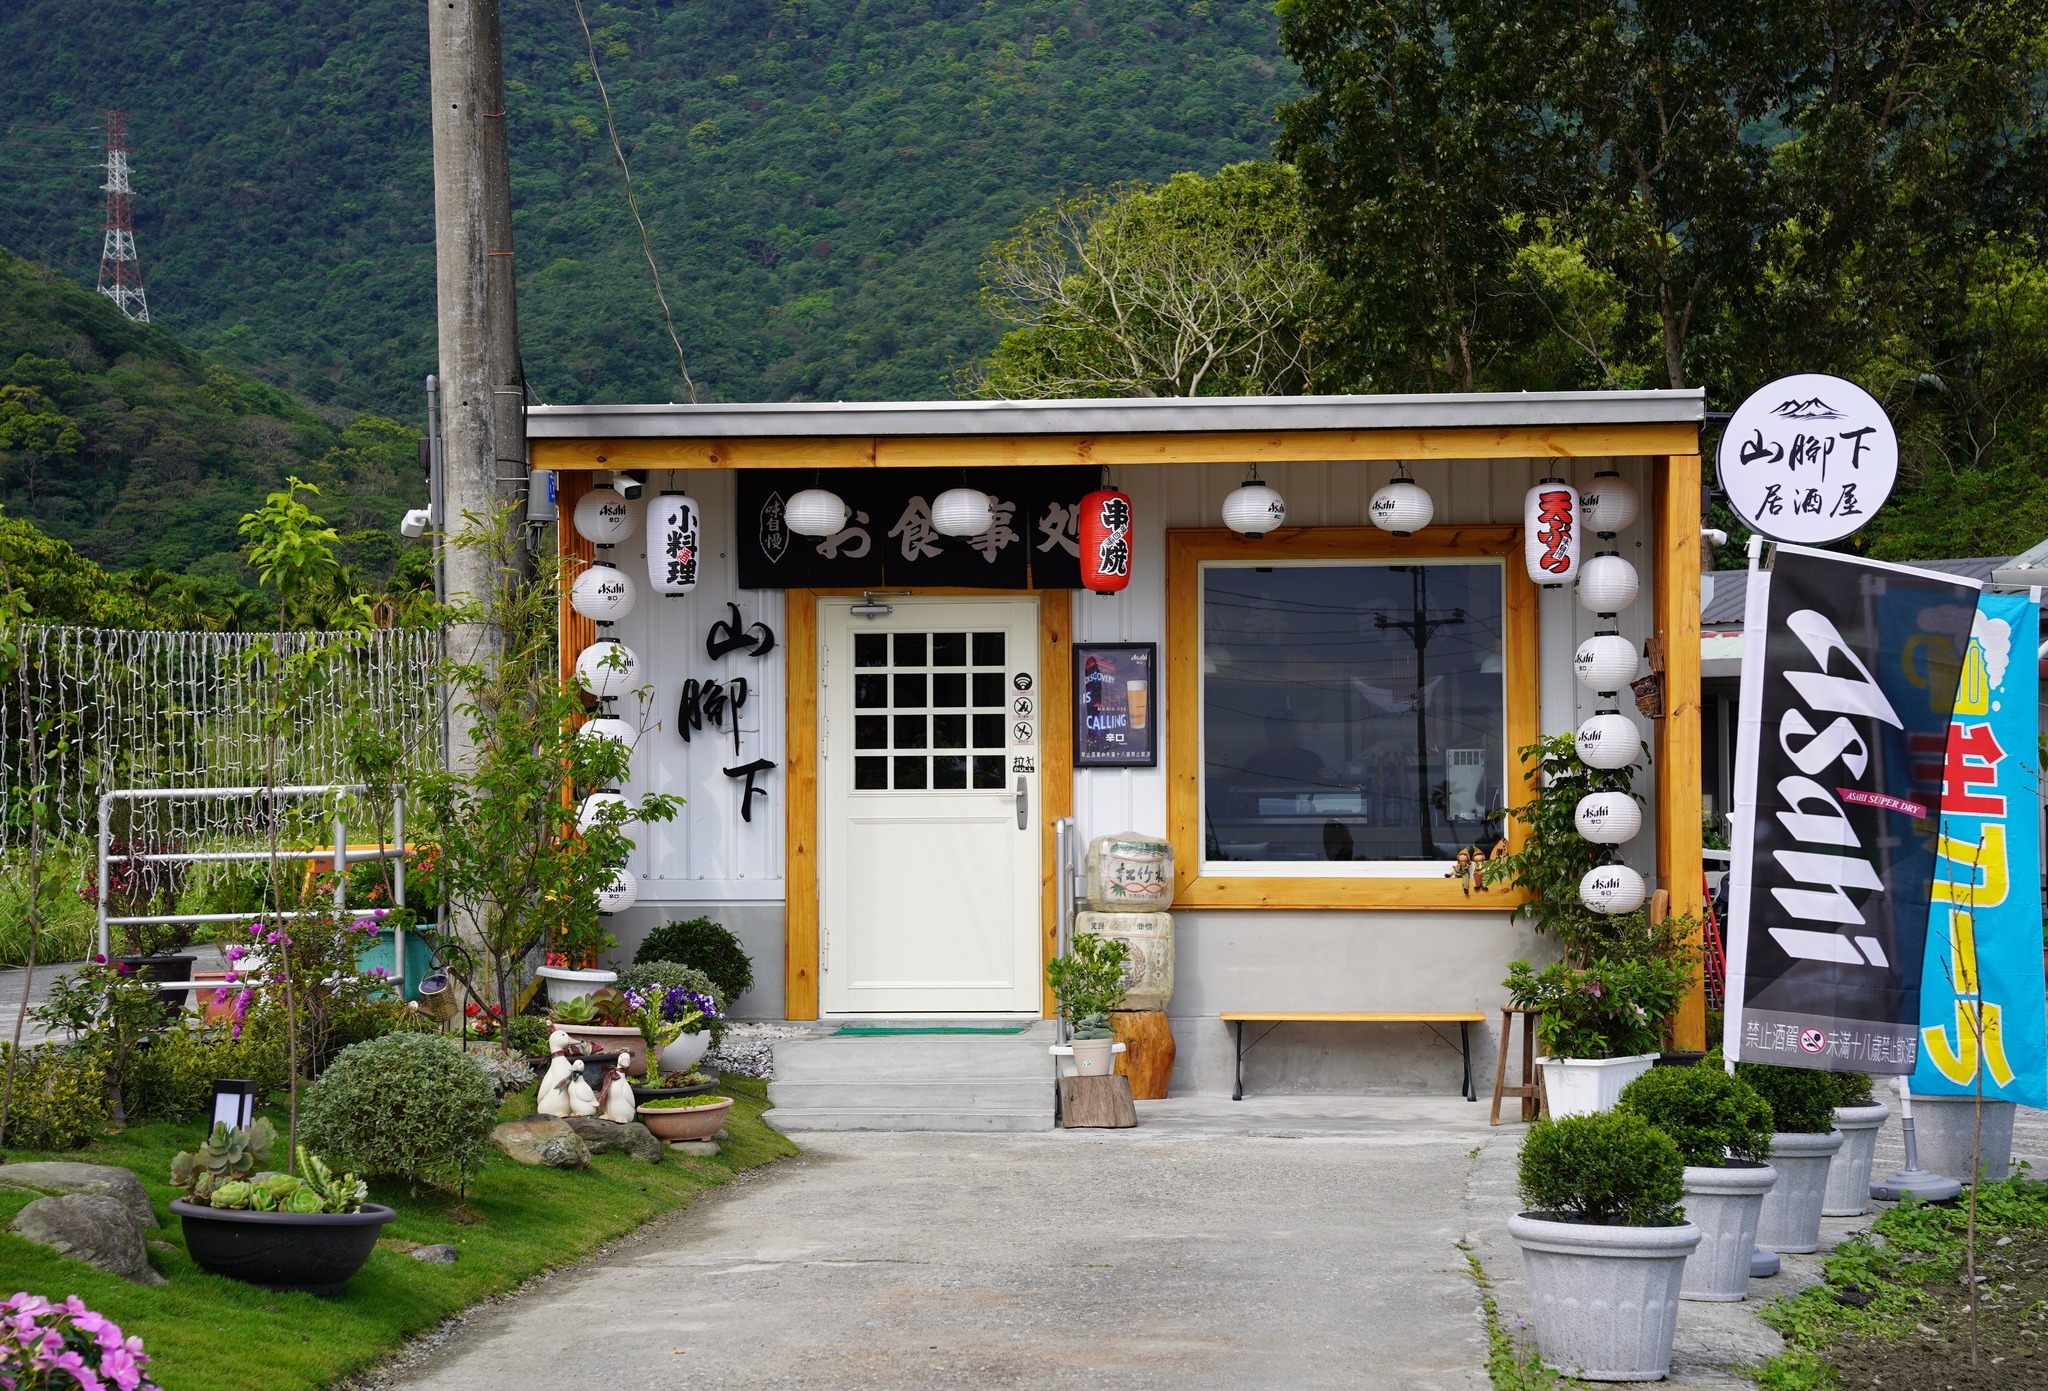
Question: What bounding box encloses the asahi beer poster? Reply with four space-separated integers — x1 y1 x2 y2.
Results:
1910 592 2048 1108
1075 643 1157 768
1723 546 1980 1073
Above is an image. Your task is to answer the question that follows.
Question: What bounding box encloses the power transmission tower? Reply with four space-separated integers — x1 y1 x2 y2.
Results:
96 110 150 323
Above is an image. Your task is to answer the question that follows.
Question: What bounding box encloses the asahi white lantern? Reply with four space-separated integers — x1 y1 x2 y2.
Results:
596 867 638 915
646 492 701 596
1581 470 1640 537
1368 474 1434 536
1522 478 1580 586
579 717 636 751
1574 790 1642 845
1573 632 1639 695
1575 709 1641 769
1222 470 1286 537
1577 552 1639 616
574 640 639 700
1581 863 1647 915
570 563 636 623
931 487 995 538
784 488 850 538
573 490 635 546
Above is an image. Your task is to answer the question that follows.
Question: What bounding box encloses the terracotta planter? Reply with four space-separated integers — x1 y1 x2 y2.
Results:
637 1096 733 1142
556 1024 648 1075
190 971 238 1025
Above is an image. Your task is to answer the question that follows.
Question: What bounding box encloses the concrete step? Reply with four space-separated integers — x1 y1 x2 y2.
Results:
768 1077 1053 1112
775 1040 1055 1084
763 1105 1054 1133
766 1023 1058 1132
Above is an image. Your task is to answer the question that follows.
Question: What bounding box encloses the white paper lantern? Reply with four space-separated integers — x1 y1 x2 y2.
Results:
1580 863 1647 915
1574 790 1642 845
576 791 630 835
1581 470 1640 537
646 492 701 596
579 717 636 751
1522 479 1581 586
1577 552 1640 616
784 488 850 537
1573 631 1639 695
596 867 639 915
932 487 995 537
573 490 635 546
1222 478 1286 537
574 640 640 700
1368 478 1435 536
570 563 636 623
1575 709 1642 770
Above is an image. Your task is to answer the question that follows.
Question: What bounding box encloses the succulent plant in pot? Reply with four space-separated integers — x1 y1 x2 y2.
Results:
169 1123 392 1293
1616 1064 1777 1301
1046 931 1129 1076
1507 1110 1701 1381
1730 1056 1844 1254
550 987 648 1075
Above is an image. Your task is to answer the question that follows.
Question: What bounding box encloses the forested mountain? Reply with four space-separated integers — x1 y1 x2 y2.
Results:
0 1 1295 417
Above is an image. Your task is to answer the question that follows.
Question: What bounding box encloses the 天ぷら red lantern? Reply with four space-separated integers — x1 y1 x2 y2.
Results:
1078 488 1133 593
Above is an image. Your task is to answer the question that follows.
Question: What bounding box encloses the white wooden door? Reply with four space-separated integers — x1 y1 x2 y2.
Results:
820 597 1042 1015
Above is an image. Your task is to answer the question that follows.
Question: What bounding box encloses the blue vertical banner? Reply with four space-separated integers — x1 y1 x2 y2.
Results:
1911 592 2047 1107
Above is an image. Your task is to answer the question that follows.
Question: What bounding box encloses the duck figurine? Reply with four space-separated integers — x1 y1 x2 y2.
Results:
536 1029 581 1118
599 1051 638 1124
567 1059 601 1117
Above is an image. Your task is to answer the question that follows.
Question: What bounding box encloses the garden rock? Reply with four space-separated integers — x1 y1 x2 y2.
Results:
563 1116 665 1164
0 1162 158 1230
10 1194 164 1285
490 1116 590 1169
670 1139 720 1158
411 1243 459 1264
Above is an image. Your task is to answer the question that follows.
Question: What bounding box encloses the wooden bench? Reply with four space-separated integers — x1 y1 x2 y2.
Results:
1218 1011 1489 1102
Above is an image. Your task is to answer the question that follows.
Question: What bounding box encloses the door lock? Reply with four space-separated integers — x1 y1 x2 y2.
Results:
1015 776 1029 830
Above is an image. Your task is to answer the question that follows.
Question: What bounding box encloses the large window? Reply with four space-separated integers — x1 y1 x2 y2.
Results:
1204 559 1506 871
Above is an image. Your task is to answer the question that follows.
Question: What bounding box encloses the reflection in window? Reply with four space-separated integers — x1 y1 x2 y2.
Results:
1202 561 1506 867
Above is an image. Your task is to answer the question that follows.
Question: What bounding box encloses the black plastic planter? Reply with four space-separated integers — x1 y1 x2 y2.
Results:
114 953 195 1012
171 1200 395 1294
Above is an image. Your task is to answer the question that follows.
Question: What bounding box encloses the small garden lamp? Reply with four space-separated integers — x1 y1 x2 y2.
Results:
209 1078 255 1133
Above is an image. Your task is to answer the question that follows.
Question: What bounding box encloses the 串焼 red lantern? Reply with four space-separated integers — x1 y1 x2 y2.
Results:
1078 489 1133 593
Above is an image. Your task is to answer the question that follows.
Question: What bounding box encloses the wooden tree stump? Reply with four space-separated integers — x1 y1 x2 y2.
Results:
1058 1074 1137 1128
1112 1010 1175 1100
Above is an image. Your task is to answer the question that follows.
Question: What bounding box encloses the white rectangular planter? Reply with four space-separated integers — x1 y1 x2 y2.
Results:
1538 1054 1658 1118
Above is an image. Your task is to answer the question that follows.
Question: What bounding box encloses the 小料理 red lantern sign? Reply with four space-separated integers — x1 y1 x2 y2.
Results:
1078 488 1133 593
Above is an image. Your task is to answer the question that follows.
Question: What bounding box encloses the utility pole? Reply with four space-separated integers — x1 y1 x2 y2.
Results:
427 0 528 726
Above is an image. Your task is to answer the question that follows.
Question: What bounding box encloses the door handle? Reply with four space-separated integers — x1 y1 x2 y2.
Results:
1015 776 1029 830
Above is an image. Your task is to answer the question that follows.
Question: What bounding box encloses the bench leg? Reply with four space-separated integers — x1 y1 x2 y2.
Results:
1232 1019 1245 1101
1460 1020 1475 1101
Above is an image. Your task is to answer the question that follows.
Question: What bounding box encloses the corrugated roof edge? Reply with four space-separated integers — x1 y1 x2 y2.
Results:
524 389 1706 439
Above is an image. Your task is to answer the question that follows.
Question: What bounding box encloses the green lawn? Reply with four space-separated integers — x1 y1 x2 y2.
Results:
0 1078 798 1390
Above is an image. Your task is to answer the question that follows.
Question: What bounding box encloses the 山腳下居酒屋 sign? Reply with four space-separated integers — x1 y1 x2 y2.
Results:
1717 373 1898 546
738 468 1099 589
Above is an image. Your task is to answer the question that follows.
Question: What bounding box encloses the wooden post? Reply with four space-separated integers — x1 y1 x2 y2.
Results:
783 589 820 1020
1655 454 1707 1050
1112 1011 1175 1099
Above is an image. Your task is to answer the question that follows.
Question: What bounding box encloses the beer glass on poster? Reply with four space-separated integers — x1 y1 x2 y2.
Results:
1073 643 1158 769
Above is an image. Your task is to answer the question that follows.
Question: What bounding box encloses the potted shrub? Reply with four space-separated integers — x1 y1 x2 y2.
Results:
1616 1064 1777 1301
1046 931 1130 1076
1822 1072 1890 1216
550 988 651 1075
1735 1060 1844 1254
1505 954 1691 1116
1507 1110 1701 1381
169 1119 393 1293
84 841 197 1009
618 962 728 1071
637 1094 733 1142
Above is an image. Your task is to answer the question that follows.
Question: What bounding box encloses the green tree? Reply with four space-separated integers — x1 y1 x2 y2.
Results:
0 384 83 506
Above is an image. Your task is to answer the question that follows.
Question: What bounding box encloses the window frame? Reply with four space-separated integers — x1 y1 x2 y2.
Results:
1166 526 1539 910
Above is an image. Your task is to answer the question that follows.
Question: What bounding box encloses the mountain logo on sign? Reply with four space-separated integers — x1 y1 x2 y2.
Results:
1769 398 1845 420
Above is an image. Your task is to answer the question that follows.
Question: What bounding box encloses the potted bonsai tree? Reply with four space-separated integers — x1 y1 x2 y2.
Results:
1504 952 1692 1116
1822 1072 1890 1216
1616 1064 1777 1301
1733 1058 1844 1254
1508 1109 1701 1381
1046 931 1130 1076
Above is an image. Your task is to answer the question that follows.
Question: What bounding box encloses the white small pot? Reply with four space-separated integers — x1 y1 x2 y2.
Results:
537 965 617 1005
1508 1212 1701 1381
1901 1091 2016 1184
1756 1131 1845 1253
1537 1054 1659 1118
659 1030 711 1075
1679 1163 1777 1301
1049 1041 1126 1078
1824 1103 1890 1216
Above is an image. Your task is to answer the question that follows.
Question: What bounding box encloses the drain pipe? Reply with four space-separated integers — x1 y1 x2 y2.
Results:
1053 816 1077 1047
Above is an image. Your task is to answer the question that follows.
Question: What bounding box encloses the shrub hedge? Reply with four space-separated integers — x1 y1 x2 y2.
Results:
632 918 753 1005
1518 1110 1687 1226
1616 1064 1774 1167
300 1033 497 1193
0 1044 108 1151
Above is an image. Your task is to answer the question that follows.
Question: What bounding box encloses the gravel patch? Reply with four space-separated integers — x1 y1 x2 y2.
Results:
704 1022 815 1079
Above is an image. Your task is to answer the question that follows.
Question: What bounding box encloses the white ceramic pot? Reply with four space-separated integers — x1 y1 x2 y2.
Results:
1678 1163 1777 1301
1050 1041 1125 1078
1538 1054 1658 1118
1823 1103 1890 1216
1756 1131 1845 1253
1508 1212 1701 1381
659 1030 711 1075
1902 1093 2015 1184
1071 1039 1117 1076
538 965 616 1005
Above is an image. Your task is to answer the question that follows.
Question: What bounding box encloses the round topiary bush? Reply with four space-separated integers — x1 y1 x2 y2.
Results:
1518 1110 1687 1227
1616 1064 1774 1167
632 917 753 1005
300 1033 497 1193
1733 1060 1840 1135
1828 1070 1876 1109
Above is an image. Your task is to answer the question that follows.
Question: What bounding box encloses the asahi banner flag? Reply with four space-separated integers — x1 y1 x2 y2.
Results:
1723 546 1981 1073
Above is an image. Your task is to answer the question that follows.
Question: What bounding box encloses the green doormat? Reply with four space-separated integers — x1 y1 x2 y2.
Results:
831 1025 1029 1036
